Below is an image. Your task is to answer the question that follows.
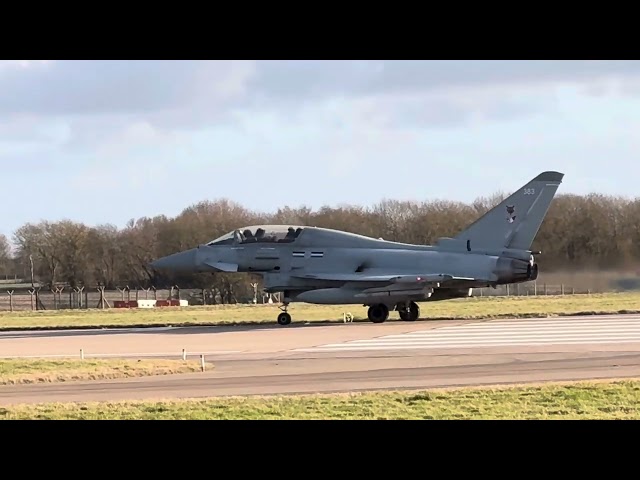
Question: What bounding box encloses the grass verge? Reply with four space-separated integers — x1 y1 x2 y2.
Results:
1 379 640 419
1 292 640 331
0 359 212 385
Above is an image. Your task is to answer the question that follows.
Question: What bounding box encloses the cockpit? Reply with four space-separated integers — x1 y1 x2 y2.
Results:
206 225 305 246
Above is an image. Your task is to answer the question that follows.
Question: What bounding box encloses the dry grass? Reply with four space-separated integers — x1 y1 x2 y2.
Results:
0 359 212 385
0 291 640 330
2 378 640 419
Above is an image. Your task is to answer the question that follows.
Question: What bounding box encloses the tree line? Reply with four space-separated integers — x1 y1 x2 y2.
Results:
1 192 637 297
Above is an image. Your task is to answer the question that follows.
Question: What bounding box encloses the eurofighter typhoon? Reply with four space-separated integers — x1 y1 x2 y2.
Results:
151 171 563 325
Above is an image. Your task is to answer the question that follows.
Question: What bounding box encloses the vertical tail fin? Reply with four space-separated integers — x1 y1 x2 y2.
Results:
453 171 564 251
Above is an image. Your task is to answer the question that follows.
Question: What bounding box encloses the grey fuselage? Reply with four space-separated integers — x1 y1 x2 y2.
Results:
161 226 536 306
151 171 563 308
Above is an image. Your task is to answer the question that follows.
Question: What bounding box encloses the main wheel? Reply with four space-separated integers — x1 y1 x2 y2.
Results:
399 302 420 321
277 312 292 325
367 304 389 323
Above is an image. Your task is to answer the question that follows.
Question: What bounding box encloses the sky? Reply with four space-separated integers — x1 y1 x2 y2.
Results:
2 59 640 238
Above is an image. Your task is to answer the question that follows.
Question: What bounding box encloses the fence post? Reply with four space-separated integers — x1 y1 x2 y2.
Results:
28 288 35 310
36 287 43 311
250 283 258 304
75 286 85 308
97 286 108 309
7 290 13 312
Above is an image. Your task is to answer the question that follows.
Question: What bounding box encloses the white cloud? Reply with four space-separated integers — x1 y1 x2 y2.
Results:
1 60 639 151
0 60 256 121
2 60 640 236
0 60 53 71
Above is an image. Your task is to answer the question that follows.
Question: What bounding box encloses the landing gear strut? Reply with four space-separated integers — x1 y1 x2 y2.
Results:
367 304 389 323
397 301 420 321
277 303 291 326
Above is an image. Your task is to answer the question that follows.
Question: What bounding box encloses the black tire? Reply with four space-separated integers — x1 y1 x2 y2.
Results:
399 302 420 321
277 312 292 325
367 304 389 323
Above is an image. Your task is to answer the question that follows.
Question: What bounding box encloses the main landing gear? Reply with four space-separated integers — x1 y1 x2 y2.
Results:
367 304 389 323
366 301 420 323
397 301 420 322
277 303 292 326
277 300 421 326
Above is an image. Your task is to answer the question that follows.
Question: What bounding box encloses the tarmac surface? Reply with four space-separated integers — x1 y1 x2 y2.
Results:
2 313 640 405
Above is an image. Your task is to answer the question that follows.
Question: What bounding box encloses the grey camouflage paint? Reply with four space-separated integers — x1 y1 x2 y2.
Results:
151 171 564 324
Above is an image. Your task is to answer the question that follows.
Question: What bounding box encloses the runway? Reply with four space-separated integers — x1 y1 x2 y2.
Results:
2 313 640 405
294 316 640 351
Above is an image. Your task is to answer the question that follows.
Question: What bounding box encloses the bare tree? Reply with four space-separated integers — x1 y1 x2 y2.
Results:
5 190 640 297
0 233 11 275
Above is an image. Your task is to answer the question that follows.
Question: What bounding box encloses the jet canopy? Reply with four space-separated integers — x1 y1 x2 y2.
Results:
206 225 305 246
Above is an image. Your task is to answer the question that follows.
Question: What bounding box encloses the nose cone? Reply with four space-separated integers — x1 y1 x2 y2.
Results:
150 248 198 273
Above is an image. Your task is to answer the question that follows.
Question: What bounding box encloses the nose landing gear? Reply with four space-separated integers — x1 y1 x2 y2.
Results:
277 303 292 326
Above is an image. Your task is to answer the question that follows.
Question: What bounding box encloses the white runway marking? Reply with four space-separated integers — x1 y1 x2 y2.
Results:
293 316 640 352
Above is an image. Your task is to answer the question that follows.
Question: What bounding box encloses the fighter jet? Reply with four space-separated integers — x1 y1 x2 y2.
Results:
150 171 563 326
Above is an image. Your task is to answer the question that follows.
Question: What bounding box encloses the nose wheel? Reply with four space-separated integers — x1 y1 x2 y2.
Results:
277 304 292 326
277 312 291 325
